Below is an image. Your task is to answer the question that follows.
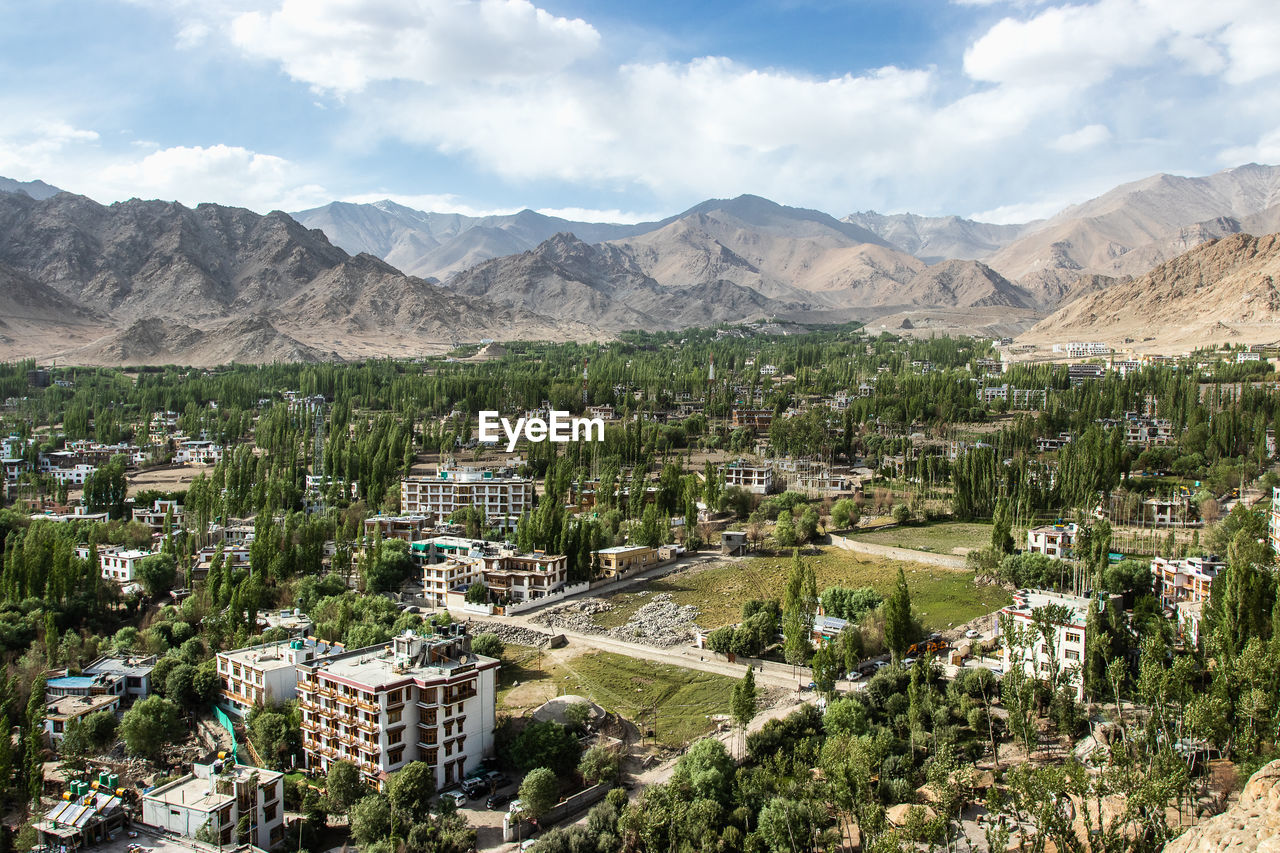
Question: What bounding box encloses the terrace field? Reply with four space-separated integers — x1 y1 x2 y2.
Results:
594 545 1011 632
848 521 995 555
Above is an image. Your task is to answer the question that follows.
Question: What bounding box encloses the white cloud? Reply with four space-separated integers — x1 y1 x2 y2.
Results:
230 0 601 93
91 144 329 211
0 120 100 179
536 207 664 224
340 192 524 218
1050 124 1112 152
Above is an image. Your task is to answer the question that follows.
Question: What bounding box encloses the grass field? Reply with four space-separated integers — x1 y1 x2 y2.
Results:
596 546 1011 632
496 645 733 748
850 521 995 555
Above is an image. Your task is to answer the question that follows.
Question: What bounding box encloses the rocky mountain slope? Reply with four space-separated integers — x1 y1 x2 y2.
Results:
292 200 646 280
447 232 801 331
1021 232 1280 349
0 191 594 365
0 176 61 200
986 164 1280 305
1164 759 1280 852
844 210 1030 262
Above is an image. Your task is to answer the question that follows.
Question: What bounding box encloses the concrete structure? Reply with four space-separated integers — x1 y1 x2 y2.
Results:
364 514 433 541
133 499 184 532
1271 486 1280 555
99 548 155 584
1026 523 1077 560
45 694 121 746
297 628 499 790
216 637 338 718
730 409 773 432
997 589 1091 701
594 545 657 577
173 440 224 465
142 760 286 850
37 790 126 850
1152 555 1225 607
721 459 773 495
47 655 159 706
400 469 534 533
422 557 483 607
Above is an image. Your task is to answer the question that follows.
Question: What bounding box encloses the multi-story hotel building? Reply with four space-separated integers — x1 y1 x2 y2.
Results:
400 468 534 532
721 460 773 495
412 539 570 606
216 638 338 718
296 629 499 790
1151 555 1225 607
997 589 1091 701
142 760 285 850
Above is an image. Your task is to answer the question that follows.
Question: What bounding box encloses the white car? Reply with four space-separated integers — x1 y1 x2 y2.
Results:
965 629 982 639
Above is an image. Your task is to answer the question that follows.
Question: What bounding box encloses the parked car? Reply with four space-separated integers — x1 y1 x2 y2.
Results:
448 791 467 808
903 657 917 667
461 778 486 798
965 629 982 639
486 792 511 810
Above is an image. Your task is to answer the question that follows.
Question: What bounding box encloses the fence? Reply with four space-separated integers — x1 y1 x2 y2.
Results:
212 705 240 763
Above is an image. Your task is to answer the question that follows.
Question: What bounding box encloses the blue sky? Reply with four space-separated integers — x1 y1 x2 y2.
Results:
1 0 1278 223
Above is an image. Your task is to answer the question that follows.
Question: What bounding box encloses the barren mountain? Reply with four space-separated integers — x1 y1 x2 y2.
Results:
843 211 1030 262
68 316 339 367
0 191 596 364
0 175 62 200
988 164 1280 301
292 200 645 280
897 259 1034 309
1021 232 1280 349
446 232 799 331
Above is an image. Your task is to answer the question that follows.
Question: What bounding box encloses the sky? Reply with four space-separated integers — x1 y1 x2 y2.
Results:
1 0 1279 224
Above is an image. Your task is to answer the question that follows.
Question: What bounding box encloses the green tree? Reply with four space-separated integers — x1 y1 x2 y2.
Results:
578 745 620 786
774 510 797 548
519 767 560 823
831 498 859 530
386 761 436 824
119 696 183 760
349 793 392 846
811 641 839 696
325 760 366 813
470 633 504 659
464 582 489 605
884 567 917 662
991 497 1014 555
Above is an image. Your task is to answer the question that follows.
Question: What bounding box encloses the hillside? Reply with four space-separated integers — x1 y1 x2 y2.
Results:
446 232 801 331
292 200 645 280
1021 232 1280 349
987 164 1280 304
0 175 62 200
844 210 1029 262
0 192 595 364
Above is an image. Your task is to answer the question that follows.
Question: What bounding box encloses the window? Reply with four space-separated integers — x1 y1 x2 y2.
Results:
389 730 402 745
387 689 402 704
1065 649 1081 661
264 803 277 822
420 687 437 704
388 708 402 724
1065 632 1082 644
389 747 404 765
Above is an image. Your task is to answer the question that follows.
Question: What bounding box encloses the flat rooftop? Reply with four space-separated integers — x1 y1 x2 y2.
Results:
47 694 119 719
145 776 231 813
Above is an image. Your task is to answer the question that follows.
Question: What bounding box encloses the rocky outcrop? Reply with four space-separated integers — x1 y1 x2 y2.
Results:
1164 760 1280 852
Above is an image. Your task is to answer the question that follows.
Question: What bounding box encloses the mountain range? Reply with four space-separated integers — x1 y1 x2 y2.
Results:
4 163 1280 364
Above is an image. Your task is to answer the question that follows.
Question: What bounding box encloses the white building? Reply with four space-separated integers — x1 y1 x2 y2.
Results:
51 464 97 485
997 589 1091 701
132 499 184 532
1026 524 1077 560
142 760 286 850
44 694 121 746
297 629 500 790
99 549 155 583
721 460 773 495
421 556 483 606
216 637 338 718
174 440 224 465
1152 555 1225 607
400 469 534 532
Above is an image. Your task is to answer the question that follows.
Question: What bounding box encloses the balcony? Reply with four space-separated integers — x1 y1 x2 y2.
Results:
334 693 355 707
297 681 317 693
317 686 336 698
355 698 379 714
297 698 318 712
356 717 378 734
300 719 318 732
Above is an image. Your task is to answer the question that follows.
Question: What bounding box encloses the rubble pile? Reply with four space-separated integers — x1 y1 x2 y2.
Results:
531 599 612 634
464 621 553 648
608 593 700 648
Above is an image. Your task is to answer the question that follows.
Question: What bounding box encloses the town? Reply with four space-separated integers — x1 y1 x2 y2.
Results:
1 324 1278 853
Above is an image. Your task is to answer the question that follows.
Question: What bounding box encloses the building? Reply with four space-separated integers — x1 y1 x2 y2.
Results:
721 459 773 495
730 409 773 432
594 545 657 577
997 589 1091 701
36 788 126 851
1151 555 1225 607
142 759 286 850
1176 600 1205 647
400 469 534 532
1271 486 1280 554
44 694 121 746
216 637 338 718
1026 524 1077 560
174 440 224 465
99 548 155 584
1068 364 1107 385
45 655 156 707
133 499 184 532
364 514 434 542
422 556 483 606
475 551 569 604
1236 351 1262 363
50 464 97 486
297 628 499 790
